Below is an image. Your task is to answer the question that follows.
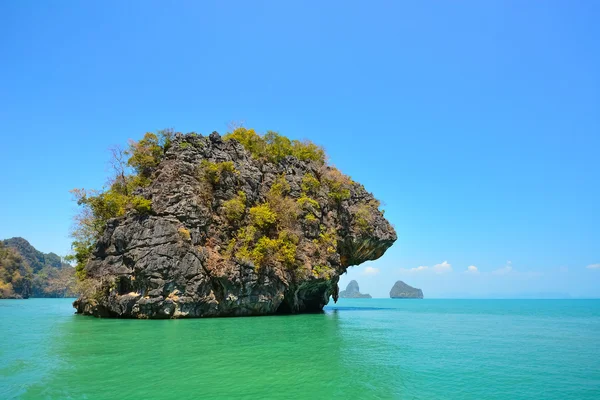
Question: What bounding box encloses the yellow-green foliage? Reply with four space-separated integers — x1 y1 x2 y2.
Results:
223 127 266 157
269 174 290 197
249 203 277 229
126 129 173 178
235 245 252 262
237 225 258 245
323 168 352 203
223 238 237 259
301 173 320 195
224 128 325 164
201 160 238 185
250 237 278 268
251 236 297 270
312 265 334 279
266 175 299 230
278 229 300 245
220 161 237 173
329 187 350 203
178 227 191 242
264 131 293 162
273 196 299 231
318 226 338 255
233 225 257 262
222 191 247 222
304 213 318 222
71 187 153 235
292 141 326 163
67 240 92 279
70 188 133 264
297 195 319 210
70 130 173 280
131 196 153 214
217 131 361 272
276 240 297 266
230 226 298 270
297 195 320 222
82 190 128 222
109 174 152 197
232 225 257 262
354 201 378 233
127 133 164 178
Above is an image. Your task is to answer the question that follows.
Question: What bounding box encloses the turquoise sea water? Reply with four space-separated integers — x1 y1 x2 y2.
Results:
1 298 599 399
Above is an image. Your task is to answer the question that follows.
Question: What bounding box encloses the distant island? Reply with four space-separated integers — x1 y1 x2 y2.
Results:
72 128 396 318
0 237 76 299
390 280 423 299
339 280 372 298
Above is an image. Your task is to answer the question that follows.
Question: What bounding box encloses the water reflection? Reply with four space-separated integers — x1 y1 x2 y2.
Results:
19 300 398 399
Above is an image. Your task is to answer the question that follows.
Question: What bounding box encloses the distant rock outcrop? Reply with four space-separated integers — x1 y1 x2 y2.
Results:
389 281 423 299
0 238 76 299
339 280 372 298
3 237 71 272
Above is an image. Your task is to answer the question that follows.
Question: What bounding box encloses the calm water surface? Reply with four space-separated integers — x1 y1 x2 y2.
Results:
1 298 599 399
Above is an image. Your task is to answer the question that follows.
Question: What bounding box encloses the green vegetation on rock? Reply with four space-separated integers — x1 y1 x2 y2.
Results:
72 128 396 318
301 173 320 195
222 191 247 222
200 160 238 185
223 127 326 164
249 203 278 229
68 131 171 277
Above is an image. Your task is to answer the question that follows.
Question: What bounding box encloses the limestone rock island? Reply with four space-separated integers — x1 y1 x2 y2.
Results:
390 280 423 299
72 128 396 318
339 280 372 298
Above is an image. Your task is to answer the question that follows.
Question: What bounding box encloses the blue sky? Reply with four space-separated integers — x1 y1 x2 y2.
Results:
1 1 598 297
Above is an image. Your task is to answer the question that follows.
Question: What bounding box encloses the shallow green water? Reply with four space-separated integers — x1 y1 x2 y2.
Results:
1 298 599 399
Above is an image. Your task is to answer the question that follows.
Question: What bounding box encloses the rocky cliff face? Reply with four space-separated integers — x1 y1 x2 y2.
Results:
74 131 396 318
339 280 371 298
389 281 423 299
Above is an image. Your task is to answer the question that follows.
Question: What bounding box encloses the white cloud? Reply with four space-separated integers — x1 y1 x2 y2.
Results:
398 265 427 273
413 266 429 272
493 261 513 276
587 263 600 270
465 265 479 274
433 261 452 274
363 266 380 275
400 261 452 274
